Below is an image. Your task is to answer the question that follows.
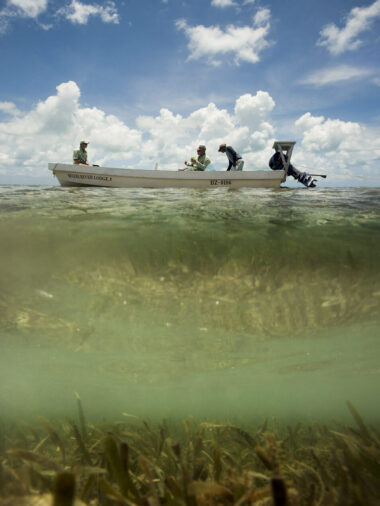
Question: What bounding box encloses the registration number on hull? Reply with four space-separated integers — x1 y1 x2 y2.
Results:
210 179 231 186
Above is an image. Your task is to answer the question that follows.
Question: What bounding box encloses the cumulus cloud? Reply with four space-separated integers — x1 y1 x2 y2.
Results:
7 0 48 18
293 112 380 183
0 81 140 177
211 0 256 5
0 101 21 116
0 81 379 185
211 0 237 7
295 112 361 152
176 8 271 65
300 64 376 86
233 92 275 152
135 90 278 168
0 0 48 33
234 91 274 127
0 0 120 33
57 0 119 25
0 83 278 178
318 0 380 55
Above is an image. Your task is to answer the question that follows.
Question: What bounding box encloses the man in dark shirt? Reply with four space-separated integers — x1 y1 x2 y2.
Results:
269 151 316 187
218 144 244 171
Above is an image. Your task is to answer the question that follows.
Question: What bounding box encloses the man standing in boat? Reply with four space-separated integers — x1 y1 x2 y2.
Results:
73 141 90 165
179 145 211 171
218 144 244 171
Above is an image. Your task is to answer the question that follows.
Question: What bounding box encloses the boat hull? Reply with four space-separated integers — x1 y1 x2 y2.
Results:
48 164 286 189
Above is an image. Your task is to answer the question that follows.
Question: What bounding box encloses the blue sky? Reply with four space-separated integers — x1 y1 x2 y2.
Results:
0 0 379 185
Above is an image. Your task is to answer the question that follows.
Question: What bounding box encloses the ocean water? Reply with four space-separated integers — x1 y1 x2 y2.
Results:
0 185 379 425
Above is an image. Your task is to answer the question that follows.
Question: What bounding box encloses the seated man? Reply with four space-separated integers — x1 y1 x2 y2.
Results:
269 151 316 187
179 145 211 171
73 141 90 165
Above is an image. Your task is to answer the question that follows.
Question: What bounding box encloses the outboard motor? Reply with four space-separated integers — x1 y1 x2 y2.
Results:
269 141 317 188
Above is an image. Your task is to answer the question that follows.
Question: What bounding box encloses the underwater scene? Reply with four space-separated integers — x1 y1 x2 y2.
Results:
0 185 379 504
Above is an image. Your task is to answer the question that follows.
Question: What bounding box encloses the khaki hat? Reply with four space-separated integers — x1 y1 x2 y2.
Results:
80 140 89 145
218 143 226 152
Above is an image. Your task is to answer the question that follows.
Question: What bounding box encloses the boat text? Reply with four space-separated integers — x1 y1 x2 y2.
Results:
68 174 113 182
210 179 231 186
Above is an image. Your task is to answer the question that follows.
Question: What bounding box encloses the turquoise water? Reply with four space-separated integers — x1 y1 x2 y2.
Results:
0 186 379 423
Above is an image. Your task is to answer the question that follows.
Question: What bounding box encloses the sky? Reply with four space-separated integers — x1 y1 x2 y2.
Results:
0 0 379 186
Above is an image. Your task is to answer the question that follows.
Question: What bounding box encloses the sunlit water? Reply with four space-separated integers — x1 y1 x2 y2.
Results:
0 185 379 423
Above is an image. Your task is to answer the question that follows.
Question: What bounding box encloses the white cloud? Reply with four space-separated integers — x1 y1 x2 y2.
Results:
295 112 361 152
7 0 48 18
0 84 277 177
211 0 237 8
253 7 270 26
57 0 119 25
0 101 21 116
0 0 120 33
0 82 379 185
135 90 277 167
300 64 376 86
176 8 271 65
293 112 380 183
318 0 380 55
0 81 141 176
0 15 11 36
0 0 48 33
235 91 275 131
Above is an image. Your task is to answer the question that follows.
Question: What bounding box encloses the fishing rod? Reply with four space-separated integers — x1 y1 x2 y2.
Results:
297 164 328 178
307 173 327 178
297 164 380 181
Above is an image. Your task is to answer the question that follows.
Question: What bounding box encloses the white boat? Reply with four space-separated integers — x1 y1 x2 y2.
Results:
49 142 299 189
48 163 286 189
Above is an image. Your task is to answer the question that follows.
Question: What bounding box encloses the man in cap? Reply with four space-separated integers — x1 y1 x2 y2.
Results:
73 141 90 165
218 144 244 171
179 145 211 171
